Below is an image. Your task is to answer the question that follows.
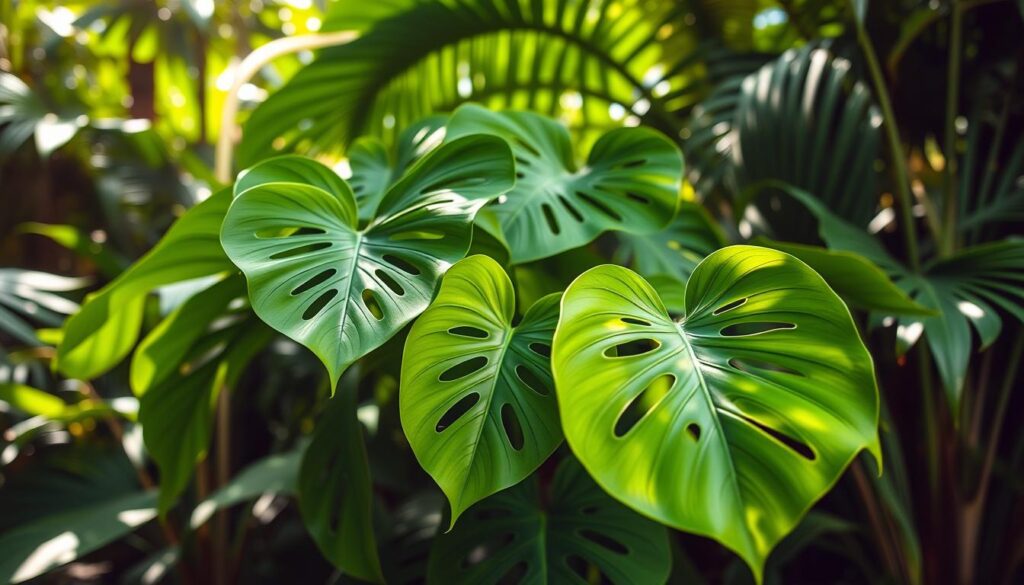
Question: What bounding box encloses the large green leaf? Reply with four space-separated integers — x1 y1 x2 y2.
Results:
190 447 304 529
446 104 682 263
135 276 273 513
299 387 383 583
400 255 561 525
732 44 882 236
55 188 234 379
428 457 670 584
0 448 155 584
552 245 880 580
239 0 708 165
221 135 514 388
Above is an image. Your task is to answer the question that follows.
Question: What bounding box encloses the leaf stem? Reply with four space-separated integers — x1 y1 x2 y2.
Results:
958 329 1024 584
941 2 963 256
851 3 921 271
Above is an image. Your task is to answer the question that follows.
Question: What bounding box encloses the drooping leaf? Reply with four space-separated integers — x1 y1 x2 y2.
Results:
0 269 88 346
0 448 155 584
553 245 880 580
18 222 127 278
221 136 514 388
239 0 707 164
55 189 234 379
135 276 273 513
400 255 561 524
299 387 383 583
190 446 304 530
896 240 1024 413
446 104 682 263
0 383 68 418
428 457 671 584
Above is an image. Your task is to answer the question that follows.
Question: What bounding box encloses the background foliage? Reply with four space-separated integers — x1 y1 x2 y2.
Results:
1 0 1022 584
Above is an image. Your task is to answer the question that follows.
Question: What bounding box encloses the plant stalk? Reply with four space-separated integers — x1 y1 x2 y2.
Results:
958 330 1024 584
851 3 921 271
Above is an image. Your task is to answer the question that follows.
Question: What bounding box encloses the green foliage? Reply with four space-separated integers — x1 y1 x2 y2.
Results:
428 457 671 584
400 255 562 524
4 1 1023 584
447 104 683 263
221 137 514 388
553 245 880 578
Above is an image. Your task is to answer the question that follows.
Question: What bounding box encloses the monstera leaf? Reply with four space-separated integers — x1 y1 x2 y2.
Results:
400 255 561 525
348 116 448 221
299 385 383 583
221 136 514 388
446 104 682 264
428 457 670 584
552 245 880 580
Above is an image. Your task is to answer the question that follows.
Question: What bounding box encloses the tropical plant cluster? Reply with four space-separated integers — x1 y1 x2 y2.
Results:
0 1 1022 584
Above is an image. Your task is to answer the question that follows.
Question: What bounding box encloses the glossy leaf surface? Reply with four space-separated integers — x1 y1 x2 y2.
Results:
553 245 880 579
221 136 514 388
400 255 561 524
447 104 682 263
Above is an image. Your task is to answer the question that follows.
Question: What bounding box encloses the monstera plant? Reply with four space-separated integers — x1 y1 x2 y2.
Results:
7 2 1022 583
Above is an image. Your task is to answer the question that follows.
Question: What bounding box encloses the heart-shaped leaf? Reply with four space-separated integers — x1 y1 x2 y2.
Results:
221 135 514 388
400 255 561 525
428 457 670 584
446 104 682 263
552 245 880 581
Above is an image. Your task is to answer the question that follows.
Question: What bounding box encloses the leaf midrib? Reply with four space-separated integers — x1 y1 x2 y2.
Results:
675 321 757 558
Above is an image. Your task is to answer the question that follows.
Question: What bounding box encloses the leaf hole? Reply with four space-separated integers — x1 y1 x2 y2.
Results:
603 338 660 358
729 357 804 377
512 137 541 158
541 203 560 235
686 423 701 441
733 411 816 461
580 505 600 515
439 356 488 382
566 555 590 580
383 254 421 276
291 268 336 296
578 529 628 555
361 289 384 320
449 326 489 339
614 374 675 437
302 289 338 320
528 342 551 357
268 241 331 260
436 392 480 432
713 298 748 315
720 322 796 336
621 317 652 326
374 269 405 296
501 404 524 451
576 191 623 221
625 192 648 204
621 159 646 169
558 195 584 222
515 365 550 396
254 226 326 238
